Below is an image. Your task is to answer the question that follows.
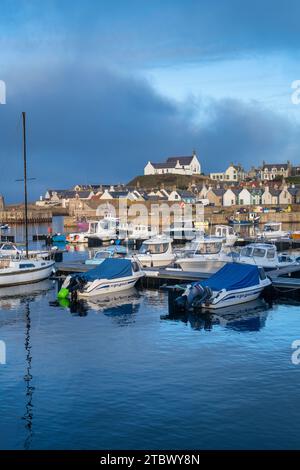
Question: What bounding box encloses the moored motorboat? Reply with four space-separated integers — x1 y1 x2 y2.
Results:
0 257 55 287
136 235 176 267
213 225 238 246
175 264 271 310
163 221 196 242
237 243 298 270
257 222 289 240
58 258 144 299
67 217 119 244
176 236 234 273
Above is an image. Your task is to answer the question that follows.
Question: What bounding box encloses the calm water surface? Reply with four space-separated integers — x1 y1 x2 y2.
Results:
1 220 300 449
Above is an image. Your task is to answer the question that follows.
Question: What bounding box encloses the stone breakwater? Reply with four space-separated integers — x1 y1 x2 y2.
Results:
0 208 52 224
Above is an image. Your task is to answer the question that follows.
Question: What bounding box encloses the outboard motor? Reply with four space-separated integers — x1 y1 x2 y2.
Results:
175 283 212 311
57 274 87 301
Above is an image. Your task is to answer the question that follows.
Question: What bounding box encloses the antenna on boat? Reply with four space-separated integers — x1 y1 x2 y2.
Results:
22 112 29 258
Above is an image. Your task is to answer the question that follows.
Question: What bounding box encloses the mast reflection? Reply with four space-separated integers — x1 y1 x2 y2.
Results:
22 301 34 450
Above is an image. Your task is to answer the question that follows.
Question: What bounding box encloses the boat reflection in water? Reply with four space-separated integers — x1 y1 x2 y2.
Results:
162 298 273 333
56 288 142 323
0 281 54 450
0 279 55 312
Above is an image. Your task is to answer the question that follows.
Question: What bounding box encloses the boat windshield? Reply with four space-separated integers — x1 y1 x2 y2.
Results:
89 222 99 234
190 241 222 255
216 227 232 237
241 247 253 257
241 246 268 258
94 251 111 259
139 242 169 254
265 224 279 232
252 248 266 257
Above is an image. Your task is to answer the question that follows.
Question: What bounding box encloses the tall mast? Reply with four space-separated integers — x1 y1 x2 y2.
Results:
22 112 29 258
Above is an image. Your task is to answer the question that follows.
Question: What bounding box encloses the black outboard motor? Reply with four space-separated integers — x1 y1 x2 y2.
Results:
67 275 87 293
175 283 212 311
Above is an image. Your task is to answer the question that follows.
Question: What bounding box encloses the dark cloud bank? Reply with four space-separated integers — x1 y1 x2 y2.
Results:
0 64 299 202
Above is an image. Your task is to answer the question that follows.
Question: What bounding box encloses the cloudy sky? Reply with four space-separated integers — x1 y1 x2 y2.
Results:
1 0 300 201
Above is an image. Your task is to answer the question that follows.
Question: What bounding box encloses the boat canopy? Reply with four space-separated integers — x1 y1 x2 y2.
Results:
201 263 260 291
81 258 133 281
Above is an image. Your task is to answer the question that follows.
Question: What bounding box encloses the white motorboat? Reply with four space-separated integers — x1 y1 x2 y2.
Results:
258 222 290 240
176 236 234 273
67 217 119 244
85 245 128 265
124 223 157 240
237 243 298 270
163 220 196 241
136 235 176 267
174 263 271 310
58 258 144 299
213 225 238 247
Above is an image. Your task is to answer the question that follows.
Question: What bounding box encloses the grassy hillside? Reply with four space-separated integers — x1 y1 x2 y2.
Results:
128 174 208 190
287 176 300 184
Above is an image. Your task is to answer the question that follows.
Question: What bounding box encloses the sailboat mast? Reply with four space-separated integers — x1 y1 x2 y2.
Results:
22 112 29 258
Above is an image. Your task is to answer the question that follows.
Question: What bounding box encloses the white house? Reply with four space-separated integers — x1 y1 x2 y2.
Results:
168 190 196 203
279 186 293 205
237 188 251 205
223 188 237 206
260 162 291 180
210 164 245 182
144 151 201 176
262 187 280 205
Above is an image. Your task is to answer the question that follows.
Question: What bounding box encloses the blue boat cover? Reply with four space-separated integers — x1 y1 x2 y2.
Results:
200 263 260 291
80 258 133 281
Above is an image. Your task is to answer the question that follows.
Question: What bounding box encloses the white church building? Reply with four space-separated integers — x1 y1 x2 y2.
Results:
144 151 201 176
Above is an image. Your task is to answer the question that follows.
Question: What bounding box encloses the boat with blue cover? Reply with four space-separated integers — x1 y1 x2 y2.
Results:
58 258 144 299
175 263 271 310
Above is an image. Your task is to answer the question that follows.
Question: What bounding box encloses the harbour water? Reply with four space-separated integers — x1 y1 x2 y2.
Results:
1 219 300 449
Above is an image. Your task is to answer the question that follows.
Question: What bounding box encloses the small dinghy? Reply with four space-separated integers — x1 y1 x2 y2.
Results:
175 263 271 310
58 258 144 299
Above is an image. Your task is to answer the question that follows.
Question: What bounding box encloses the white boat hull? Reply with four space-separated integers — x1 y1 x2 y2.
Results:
202 282 270 310
78 273 144 297
177 258 227 273
137 255 175 268
0 261 55 287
